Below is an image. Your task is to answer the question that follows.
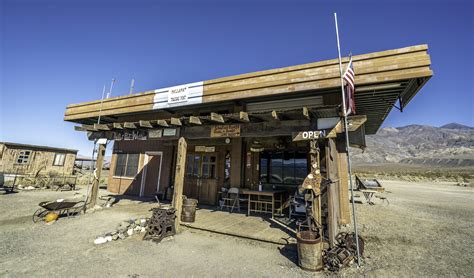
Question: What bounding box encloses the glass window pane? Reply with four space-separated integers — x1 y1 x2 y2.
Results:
210 164 216 179
202 155 209 162
260 152 268 183
114 154 125 176
125 154 139 177
270 152 283 183
210 156 216 163
193 155 200 177
202 164 209 178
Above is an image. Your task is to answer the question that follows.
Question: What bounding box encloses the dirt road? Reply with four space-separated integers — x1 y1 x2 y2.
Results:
0 180 472 277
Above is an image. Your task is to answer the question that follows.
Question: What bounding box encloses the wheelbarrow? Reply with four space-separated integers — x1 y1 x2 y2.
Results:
32 199 86 223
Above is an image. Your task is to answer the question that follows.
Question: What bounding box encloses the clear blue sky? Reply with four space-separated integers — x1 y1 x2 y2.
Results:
1 0 473 155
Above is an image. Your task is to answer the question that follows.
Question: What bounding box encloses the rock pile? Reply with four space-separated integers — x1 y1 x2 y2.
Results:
94 217 148 245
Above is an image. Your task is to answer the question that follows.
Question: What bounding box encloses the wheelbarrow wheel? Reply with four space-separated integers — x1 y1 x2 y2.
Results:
32 209 48 223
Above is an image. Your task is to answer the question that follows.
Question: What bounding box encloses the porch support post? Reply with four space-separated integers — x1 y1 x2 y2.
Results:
230 138 242 188
326 138 340 247
88 142 106 209
172 137 187 232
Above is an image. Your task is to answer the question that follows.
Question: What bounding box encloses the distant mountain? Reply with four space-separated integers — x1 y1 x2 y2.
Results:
440 123 474 130
352 123 474 167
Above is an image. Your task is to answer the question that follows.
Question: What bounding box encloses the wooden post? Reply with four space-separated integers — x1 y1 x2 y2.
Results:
326 138 340 247
88 143 106 208
172 137 187 232
230 138 242 188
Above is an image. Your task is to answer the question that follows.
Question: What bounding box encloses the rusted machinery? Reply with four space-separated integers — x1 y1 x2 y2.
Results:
143 207 176 243
323 232 365 271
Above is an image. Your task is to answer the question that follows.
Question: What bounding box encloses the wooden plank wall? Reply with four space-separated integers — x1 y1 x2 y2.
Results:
64 45 432 121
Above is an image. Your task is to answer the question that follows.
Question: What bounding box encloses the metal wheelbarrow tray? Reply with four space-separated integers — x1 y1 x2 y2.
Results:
32 200 85 223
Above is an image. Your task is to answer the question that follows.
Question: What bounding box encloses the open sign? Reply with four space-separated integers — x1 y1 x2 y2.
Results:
292 130 322 141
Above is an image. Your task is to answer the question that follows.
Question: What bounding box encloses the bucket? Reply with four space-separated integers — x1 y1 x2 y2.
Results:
296 231 323 271
181 198 198 223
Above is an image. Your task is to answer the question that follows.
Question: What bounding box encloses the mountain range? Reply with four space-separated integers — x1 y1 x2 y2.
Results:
352 123 474 168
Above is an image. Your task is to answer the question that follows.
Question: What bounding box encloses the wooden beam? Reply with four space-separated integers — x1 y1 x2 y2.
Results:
124 122 137 129
303 107 311 120
271 110 279 120
156 119 169 127
94 124 111 131
88 142 106 209
113 123 123 129
183 120 317 139
74 126 88 132
210 112 224 123
172 137 187 232
239 111 249 122
80 124 97 131
170 117 182 126
139 120 153 128
189 116 202 125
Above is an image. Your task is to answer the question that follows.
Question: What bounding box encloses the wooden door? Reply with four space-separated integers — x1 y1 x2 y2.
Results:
143 153 163 197
184 153 218 205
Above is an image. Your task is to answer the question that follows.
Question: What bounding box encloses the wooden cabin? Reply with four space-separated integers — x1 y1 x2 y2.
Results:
64 45 432 236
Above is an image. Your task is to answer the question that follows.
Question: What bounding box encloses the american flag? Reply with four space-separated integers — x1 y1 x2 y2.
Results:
343 56 356 115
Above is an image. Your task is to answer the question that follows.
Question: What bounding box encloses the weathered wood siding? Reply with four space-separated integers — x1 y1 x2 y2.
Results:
107 140 174 195
0 143 76 175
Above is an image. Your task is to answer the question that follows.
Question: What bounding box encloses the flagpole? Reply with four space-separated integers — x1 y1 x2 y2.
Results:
334 12 361 267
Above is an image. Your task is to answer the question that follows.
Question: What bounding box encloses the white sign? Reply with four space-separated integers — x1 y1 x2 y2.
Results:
168 85 189 104
163 128 177 136
153 81 204 109
292 131 322 141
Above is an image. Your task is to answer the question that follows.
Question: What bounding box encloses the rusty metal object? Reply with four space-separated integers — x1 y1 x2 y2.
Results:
143 207 176 243
336 232 365 256
323 232 365 271
323 246 354 272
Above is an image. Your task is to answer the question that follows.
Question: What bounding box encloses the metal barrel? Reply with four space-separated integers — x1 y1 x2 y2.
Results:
296 231 323 271
181 198 198 223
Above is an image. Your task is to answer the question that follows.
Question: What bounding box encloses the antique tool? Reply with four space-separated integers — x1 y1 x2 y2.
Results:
143 207 176 243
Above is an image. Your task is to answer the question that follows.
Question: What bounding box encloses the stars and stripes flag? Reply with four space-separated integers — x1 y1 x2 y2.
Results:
343 56 356 115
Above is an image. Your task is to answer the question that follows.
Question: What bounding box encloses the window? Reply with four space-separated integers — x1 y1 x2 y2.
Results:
260 151 308 185
16 150 31 164
185 154 217 179
53 153 66 166
114 153 139 177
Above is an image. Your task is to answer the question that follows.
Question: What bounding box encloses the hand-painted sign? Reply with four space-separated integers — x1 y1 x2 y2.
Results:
210 124 241 138
148 129 163 139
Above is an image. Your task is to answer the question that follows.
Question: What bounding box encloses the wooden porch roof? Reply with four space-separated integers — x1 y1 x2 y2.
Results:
64 45 432 134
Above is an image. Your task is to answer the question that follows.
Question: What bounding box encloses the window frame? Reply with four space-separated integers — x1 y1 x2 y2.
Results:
53 153 66 166
113 153 140 178
259 151 308 186
16 150 32 165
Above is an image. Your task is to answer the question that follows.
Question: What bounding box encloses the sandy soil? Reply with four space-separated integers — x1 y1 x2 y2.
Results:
0 181 473 277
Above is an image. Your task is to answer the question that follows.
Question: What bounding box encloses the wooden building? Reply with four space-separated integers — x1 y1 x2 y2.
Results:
0 142 78 177
64 45 432 235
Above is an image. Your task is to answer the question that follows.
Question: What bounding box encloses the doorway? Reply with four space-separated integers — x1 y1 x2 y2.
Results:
141 152 163 197
184 153 218 205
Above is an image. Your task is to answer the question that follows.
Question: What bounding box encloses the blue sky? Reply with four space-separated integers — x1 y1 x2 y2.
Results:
1 0 473 155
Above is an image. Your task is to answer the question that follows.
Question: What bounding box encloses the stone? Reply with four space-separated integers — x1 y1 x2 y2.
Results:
141 227 146 233
111 231 117 236
121 221 131 228
135 219 141 225
105 235 113 242
127 229 134 236
94 237 107 245
134 226 141 231
140 219 147 226
112 234 119 240
118 233 126 239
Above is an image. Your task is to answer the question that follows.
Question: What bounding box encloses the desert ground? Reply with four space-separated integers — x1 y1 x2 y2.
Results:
0 180 473 277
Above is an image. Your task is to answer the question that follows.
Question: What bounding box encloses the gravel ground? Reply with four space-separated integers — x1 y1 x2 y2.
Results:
0 180 473 277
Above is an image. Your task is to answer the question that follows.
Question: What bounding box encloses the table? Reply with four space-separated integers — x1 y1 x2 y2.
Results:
241 189 286 218
360 189 378 205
